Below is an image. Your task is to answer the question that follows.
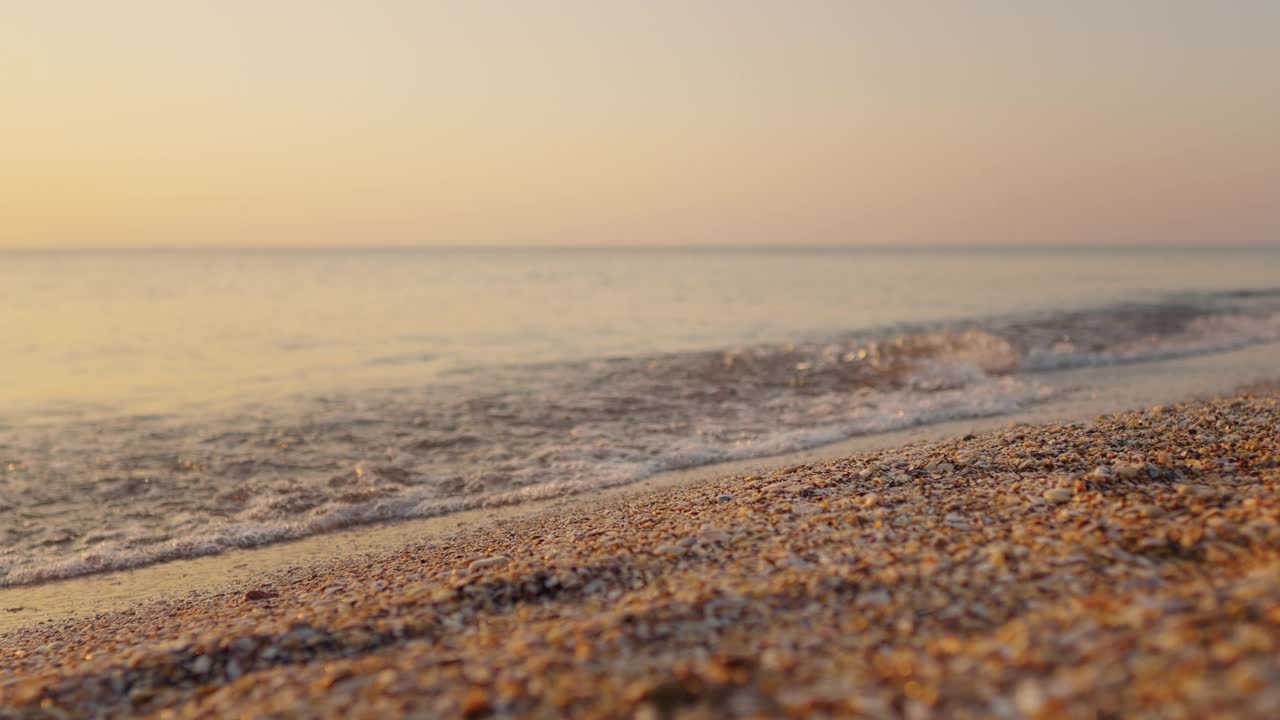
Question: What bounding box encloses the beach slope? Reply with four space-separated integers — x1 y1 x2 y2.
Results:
3 387 1280 718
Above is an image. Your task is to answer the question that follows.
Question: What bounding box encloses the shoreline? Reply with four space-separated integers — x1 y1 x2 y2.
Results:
2 381 1279 715
3 340 1280 634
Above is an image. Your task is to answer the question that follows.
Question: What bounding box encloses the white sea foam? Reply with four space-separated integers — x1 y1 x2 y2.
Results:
1 370 1047 587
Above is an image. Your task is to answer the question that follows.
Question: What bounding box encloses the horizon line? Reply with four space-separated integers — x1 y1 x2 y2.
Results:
2 241 1278 254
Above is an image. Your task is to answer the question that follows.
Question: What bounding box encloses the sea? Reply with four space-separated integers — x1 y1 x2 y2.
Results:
2 246 1278 586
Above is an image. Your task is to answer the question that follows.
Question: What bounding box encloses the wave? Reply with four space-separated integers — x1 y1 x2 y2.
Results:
2 290 1278 586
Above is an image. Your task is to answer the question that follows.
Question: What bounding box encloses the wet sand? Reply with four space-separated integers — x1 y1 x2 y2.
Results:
2 378 1280 716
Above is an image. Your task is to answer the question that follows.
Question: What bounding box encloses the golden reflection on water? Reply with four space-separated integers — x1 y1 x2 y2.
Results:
3 248 1278 421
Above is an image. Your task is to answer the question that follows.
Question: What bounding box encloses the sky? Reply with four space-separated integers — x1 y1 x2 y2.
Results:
3 1 1278 248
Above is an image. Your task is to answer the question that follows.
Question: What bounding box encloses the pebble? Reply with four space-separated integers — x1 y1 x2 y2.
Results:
1044 488 1074 504
467 556 510 572
1114 462 1147 480
461 687 492 717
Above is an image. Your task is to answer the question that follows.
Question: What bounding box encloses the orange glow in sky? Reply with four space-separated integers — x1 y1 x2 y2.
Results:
3 2 1277 248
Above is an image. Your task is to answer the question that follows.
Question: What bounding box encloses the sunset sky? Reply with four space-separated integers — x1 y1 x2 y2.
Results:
3 1 1277 248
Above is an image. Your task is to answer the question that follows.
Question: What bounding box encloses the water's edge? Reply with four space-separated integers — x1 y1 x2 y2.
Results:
3 339 1278 634
2 290 1279 587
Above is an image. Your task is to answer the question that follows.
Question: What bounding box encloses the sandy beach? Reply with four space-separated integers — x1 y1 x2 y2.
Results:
4 376 1280 717
8 3 1280 716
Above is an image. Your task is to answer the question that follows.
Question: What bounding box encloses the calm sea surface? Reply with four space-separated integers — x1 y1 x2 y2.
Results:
1 247 1278 584
4 247 1278 421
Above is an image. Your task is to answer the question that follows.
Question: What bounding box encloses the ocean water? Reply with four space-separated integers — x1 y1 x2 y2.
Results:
2 247 1279 585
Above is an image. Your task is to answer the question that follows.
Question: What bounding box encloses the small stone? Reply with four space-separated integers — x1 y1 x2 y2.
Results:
857 589 892 607
242 589 278 602
462 687 492 718
1014 679 1046 715
1044 488 1073 504
468 555 510 571
191 655 212 675
1085 466 1109 482
129 688 158 705
632 704 661 720
1114 463 1146 480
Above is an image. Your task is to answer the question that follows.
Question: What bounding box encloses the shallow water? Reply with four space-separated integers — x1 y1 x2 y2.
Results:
2 247 1278 584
